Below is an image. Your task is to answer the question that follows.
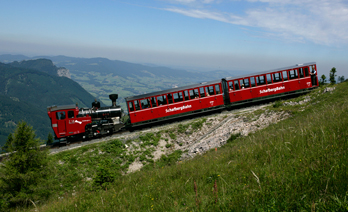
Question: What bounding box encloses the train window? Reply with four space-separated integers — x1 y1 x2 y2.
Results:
257 75 266 85
304 67 309 76
234 80 240 90
56 111 66 120
157 95 167 106
167 93 173 104
200 87 205 98
299 68 304 78
244 78 250 88
194 89 199 98
184 90 189 100
151 97 157 107
134 100 140 111
173 92 183 102
208 86 215 95
228 81 233 91
205 87 210 96
68 111 74 119
289 70 298 79
267 74 272 84
282 71 288 81
215 84 221 94
189 90 195 99
250 77 256 87
272 72 282 82
140 99 150 109
128 102 134 111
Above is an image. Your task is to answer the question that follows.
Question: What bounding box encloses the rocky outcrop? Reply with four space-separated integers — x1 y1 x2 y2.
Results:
57 68 71 78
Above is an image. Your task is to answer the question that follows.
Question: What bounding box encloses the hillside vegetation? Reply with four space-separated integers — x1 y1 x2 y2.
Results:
0 60 98 147
3 82 348 211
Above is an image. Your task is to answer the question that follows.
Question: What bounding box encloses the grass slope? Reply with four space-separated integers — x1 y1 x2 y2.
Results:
14 83 348 211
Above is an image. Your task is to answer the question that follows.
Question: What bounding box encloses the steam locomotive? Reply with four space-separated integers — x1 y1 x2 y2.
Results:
48 62 318 142
47 94 124 141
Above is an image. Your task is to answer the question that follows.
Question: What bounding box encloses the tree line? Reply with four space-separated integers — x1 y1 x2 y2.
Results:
320 67 346 85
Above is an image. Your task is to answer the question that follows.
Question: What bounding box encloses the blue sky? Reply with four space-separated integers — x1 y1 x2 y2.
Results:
1 0 347 76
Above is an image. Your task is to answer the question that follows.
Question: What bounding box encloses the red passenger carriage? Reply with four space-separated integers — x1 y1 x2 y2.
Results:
125 80 224 126
223 62 318 105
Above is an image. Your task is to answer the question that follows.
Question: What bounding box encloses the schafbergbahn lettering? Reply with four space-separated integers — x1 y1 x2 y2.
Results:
259 86 285 94
165 105 192 113
47 62 318 142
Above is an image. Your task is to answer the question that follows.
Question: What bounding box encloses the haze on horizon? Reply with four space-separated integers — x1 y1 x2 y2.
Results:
1 0 347 75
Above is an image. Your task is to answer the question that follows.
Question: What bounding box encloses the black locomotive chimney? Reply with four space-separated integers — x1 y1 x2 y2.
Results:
109 94 118 107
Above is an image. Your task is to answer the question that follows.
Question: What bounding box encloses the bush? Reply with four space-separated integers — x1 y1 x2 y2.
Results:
93 158 119 190
226 133 241 143
273 100 282 108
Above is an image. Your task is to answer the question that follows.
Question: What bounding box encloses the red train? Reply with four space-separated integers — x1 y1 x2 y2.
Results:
48 62 318 141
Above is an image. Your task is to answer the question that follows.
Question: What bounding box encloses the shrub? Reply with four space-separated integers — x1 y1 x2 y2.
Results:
93 158 119 190
273 100 282 108
226 133 241 143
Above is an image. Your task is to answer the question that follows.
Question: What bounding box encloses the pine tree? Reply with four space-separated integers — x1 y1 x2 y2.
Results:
0 121 50 208
320 74 327 86
329 67 337 84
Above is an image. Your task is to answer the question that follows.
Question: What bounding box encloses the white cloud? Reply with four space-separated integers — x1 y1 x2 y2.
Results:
163 0 348 46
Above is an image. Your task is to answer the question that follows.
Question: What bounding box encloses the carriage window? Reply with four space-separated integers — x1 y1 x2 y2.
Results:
141 99 150 109
194 89 199 98
250 77 256 87
272 72 282 82
244 78 250 88
299 68 304 78
304 67 309 76
173 92 183 102
234 80 240 90
68 111 74 119
228 81 233 90
134 100 140 111
215 84 221 94
184 90 189 100
56 111 66 120
267 74 272 84
189 90 195 99
289 70 298 79
208 86 215 95
205 87 210 96
239 79 244 88
128 102 134 111
257 75 266 85
282 71 288 81
200 87 205 98
151 97 157 107
167 93 173 104
157 95 167 106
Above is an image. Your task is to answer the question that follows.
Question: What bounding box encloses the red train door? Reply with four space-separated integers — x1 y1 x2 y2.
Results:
56 111 67 136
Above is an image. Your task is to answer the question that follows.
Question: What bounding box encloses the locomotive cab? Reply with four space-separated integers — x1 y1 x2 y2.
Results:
47 104 91 140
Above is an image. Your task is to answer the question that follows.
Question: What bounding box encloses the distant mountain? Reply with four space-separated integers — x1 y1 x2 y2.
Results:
0 54 30 63
0 60 99 147
0 54 251 111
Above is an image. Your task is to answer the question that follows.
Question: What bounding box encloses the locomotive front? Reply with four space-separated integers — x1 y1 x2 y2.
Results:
47 94 124 142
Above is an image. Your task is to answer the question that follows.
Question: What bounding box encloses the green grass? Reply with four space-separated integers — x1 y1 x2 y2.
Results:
9 83 348 211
